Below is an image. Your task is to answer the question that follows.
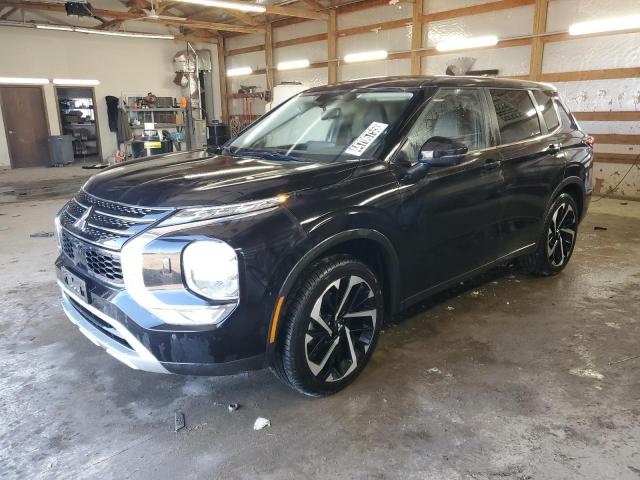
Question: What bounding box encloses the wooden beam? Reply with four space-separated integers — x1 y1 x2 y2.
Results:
0 1 261 33
1 6 17 18
265 4 327 20
265 23 274 91
593 153 640 165
573 111 640 122
529 0 548 80
217 37 229 124
175 33 218 43
422 0 534 23
300 0 325 11
418 36 531 57
410 0 423 75
594 134 640 145
540 68 640 82
337 17 411 37
327 9 337 84
226 44 265 56
274 32 327 49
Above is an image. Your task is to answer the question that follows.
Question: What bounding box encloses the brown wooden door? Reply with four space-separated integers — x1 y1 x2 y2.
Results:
0 86 50 168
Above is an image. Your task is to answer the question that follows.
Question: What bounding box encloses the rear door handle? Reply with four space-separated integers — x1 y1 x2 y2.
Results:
483 158 500 170
547 143 562 153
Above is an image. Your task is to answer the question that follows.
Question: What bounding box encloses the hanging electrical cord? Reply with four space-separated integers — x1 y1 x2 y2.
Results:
592 152 640 202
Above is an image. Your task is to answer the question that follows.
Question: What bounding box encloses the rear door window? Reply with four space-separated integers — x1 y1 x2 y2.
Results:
489 89 541 144
532 90 560 132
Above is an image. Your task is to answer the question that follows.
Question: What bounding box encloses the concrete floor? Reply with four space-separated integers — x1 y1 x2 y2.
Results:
1 169 639 479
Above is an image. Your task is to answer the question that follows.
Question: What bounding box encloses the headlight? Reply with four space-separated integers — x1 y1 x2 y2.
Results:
54 214 63 251
158 194 288 227
182 240 239 301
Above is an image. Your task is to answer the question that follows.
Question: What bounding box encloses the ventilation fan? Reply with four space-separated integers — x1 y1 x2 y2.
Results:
137 0 185 20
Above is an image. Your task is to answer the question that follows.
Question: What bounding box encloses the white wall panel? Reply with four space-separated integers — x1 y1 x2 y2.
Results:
543 33 640 73
338 4 410 29
554 79 640 112
339 59 411 81
580 121 640 135
274 20 326 42
593 163 640 198
274 41 328 64
226 50 265 70
338 29 411 57
423 45 531 76
547 0 640 33
593 144 640 155
276 67 329 87
423 5 534 47
424 0 495 14
226 33 264 51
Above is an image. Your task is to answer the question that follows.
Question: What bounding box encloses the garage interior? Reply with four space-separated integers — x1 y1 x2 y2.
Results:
0 0 639 478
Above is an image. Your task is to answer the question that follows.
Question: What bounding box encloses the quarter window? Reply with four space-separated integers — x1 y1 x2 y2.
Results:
533 90 560 132
489 89 541 144
398 88 488 164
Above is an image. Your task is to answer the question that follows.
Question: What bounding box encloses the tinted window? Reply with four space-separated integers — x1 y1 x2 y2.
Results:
533 90 560 132
490 89 541 144
555 99 576 129
399 88 488 163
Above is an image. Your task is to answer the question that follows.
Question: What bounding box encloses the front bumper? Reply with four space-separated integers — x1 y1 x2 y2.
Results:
57 262 267 376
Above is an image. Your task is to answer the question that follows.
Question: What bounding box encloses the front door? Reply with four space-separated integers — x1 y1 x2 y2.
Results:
392 87 504 302
0 85 50 168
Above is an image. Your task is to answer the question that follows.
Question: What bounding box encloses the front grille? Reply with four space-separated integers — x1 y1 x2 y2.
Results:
59 190 172 284
68 296 132 349
62 232 124 284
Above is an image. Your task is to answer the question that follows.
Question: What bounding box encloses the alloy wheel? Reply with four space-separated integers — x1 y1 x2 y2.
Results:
304 275 377 383
547 202 577 268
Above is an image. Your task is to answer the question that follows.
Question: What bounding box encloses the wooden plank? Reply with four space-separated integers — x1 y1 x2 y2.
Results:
265 23 275 91
274 32 328 49
422 0 534 23
226 44 265 56
594 134 640 145
541 68 640 82
573 111 640 122
337 18 411 38
265 4 328 20
411 0 423 75
0 6 17 19
328 9 337 84
300 0 326 11
593 153 640 165
217 37 229 124
529 0 548 81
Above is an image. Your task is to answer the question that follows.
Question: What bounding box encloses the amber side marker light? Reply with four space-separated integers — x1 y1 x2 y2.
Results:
269 296 285 344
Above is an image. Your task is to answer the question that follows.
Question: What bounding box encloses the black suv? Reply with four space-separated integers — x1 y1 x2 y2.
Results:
56 76 593 396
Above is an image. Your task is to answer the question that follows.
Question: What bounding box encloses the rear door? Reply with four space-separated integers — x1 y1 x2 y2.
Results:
392 87 504 300
487 88 567 256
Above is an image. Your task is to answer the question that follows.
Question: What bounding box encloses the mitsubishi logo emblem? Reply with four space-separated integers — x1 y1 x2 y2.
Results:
73 206 93 231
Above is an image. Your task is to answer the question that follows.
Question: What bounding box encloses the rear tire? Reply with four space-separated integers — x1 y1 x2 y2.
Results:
273 255 383 397
522 193 579 276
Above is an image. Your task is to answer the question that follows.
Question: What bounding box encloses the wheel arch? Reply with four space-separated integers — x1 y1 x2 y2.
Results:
265 229 401 359
548 176 586 221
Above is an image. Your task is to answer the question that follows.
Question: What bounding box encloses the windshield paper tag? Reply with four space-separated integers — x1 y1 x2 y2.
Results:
344 122 388 156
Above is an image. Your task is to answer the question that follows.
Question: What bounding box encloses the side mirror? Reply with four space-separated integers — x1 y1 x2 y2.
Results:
418 136 468 167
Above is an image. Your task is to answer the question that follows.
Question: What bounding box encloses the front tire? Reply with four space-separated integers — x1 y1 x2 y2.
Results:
523 193 579 276
273 255 383 397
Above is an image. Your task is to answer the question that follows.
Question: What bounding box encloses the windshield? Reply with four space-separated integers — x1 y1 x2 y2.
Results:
226 89 416 163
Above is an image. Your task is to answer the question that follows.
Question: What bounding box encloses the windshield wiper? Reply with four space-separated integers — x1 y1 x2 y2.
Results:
234 149 303 162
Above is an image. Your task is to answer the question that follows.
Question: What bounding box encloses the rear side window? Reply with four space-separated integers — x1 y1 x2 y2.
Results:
532 90 560 132
489 89 541 144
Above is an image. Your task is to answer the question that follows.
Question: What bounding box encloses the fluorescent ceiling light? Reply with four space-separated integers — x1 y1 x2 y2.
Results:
53 79 100 86
436 35 498 52
0 77 49 85
568 15 640 35
36 24 74 31
227 66 253 77
277 59 310 71
75 27 174 39
175 0 266 13
344 50 388 63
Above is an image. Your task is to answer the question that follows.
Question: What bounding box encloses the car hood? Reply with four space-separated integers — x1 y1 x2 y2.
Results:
83 150 357 208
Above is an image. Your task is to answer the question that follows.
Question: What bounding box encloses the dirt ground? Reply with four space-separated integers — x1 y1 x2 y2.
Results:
0 167 638 479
